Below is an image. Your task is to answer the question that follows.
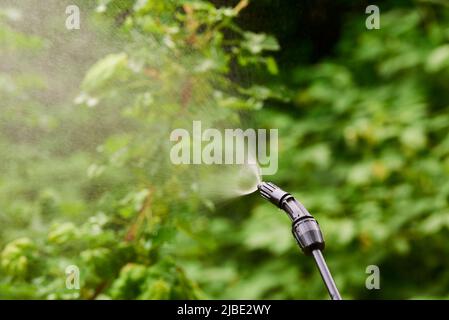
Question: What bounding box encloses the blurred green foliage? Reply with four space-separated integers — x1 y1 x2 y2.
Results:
1 0 449 299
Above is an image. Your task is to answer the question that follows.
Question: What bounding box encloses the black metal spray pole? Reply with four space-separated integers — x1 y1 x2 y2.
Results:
311 249 341 300
258 182 342 300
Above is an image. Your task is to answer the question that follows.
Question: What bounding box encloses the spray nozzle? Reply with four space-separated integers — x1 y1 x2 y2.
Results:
257 181 342 300
257 181 325 254
257 181 290 207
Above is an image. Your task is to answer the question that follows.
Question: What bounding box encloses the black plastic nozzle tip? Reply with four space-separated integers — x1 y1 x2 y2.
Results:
257 181 273 197
258 181 290 208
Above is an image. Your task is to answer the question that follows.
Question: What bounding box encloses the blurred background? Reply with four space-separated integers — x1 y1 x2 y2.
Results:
1 0 449 299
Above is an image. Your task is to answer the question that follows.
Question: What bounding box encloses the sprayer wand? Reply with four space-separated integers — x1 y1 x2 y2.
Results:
257 182 342 300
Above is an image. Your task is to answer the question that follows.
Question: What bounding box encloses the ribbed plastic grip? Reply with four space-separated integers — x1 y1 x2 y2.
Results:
257 182 290 207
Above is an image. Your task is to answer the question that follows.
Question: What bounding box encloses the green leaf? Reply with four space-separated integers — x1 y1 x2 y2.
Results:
242 32 279 54
426 45 449 72
81 53 129 92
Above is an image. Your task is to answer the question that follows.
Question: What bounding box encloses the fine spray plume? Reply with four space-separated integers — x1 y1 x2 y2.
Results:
197 152 262 202
257 181 342 300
